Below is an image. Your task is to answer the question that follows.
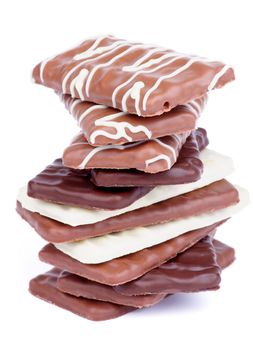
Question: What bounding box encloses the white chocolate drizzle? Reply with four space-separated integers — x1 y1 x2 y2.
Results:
78 104 107 125
73 35 111 60
142 57 206 111
122 47 168 72
112 54 186 111
121 81 145 116
208 65 231 91
62 39 129 94
71 131 188 172
40 56 54 83
185 101 201 118
77 141 144 169
84 44 154 98
145 154 172 169
65 94 199 145
89 111 152 144
70 68 88 99
69 99 83 115
54 36 231 116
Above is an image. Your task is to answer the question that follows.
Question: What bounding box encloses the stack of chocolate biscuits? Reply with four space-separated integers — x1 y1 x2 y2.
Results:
17 36 248 321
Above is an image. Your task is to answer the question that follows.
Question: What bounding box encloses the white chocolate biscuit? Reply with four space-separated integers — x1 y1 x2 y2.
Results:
54 186 249 264
17 149 234 226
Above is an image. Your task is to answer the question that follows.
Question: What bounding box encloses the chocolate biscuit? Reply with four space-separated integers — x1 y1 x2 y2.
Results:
27 159 152 210
91 128 208 186
29 268 134 321
32 36 234 116
60 92 207 146
39 222 225 285
63 131 189 173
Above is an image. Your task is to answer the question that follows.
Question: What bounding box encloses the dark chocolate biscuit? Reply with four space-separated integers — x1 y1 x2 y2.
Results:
27 160 152 210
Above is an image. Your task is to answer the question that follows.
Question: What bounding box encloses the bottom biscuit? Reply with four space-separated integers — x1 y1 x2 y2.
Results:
29 268 134 321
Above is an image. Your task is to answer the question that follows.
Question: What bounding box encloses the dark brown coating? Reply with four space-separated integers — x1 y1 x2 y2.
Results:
39 221 226 286
27 159 152 210
60 92 207 146
115 235 221 296
29 268 134 321
213 239 235 269
17 179 239 243
57 271 166 308
91 128 208 187
32 36 234 116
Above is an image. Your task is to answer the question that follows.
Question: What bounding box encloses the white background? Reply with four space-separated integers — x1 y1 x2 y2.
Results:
1 1 252 349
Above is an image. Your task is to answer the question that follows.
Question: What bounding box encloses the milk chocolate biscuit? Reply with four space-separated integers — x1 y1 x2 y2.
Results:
32 36 234 116
58 236 220 302
115 235 220 295
56 239 234 306
63 131 189 173
17 180 238 243
91 128 208 187
27 159 152 210
39 222 225 285
29 268 134 321
213 239 235 269
57 271 166 308
61 92 207 146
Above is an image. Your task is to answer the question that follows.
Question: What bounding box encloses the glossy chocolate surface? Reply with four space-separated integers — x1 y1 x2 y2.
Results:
115 235 221 295
27 159 152 210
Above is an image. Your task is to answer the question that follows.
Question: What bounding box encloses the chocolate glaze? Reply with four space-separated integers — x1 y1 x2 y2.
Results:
29 268 134 321
32 36 234 116
27 159 152 210
17 179 239 243
115 235 220 295
61 92 207 146
91 128 208 187
39 222 226 286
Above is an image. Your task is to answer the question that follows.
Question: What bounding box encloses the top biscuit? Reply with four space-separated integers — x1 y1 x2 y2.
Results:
32 35 234 116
